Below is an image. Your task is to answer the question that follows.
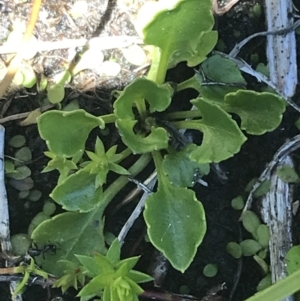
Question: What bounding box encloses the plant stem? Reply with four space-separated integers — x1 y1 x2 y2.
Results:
135 99 147 120
147 47 170 85
117 148 132 163
243 269 300 301
147 47 162 82
171 120 202 131
166 110 202 120
100 114 117 124
151 151 164 185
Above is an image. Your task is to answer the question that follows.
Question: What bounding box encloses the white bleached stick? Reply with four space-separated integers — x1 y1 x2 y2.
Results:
0 126 22 300
265 0 297 97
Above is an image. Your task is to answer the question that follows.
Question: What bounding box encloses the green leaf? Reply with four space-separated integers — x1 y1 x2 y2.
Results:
103 286 111 301
257 274 272 292
95 171 108 189
15 146 32 162
163 144 209 187
114 78 172 153
254 255 269 274
201 55 246 84
95 137 105 156
226 242 242 259
4 161 15 173
47 84 65 104
124 277 144 295
144 180 206 272
256 224 270 248
190 98 247 163
75 255 100 277
78 274 109 297
9 135 26 148
9 166 31 180
256 63 270 77
138 0 216 67
51 169 103 212
115 262 131 278
86 151 101 162
127 270 153 283
43 154 78 178
253 180 271 197
116 120 169 154
276 165 300 183
38 110 105 157
169 30 218 69
192 72 242 104
258 249 267 260
114 78 172 119
241 210 261 234
31 211 107 276
231 196 244 210
116 257 140 272
94 253 114 274
113 277 133 301
286 246 300 275
240 239 262 256
106 145 118 160
203 264 218 277
53 260 86 292
108 162 130 176
223 90 286 135
106 239 121 266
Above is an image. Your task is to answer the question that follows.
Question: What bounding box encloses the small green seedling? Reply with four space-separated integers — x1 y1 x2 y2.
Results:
72 239 152 301
276 165 300 183
203 264 218 277
231 195 244 210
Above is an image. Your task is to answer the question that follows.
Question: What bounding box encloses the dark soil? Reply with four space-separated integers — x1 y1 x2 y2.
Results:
1 0 300 301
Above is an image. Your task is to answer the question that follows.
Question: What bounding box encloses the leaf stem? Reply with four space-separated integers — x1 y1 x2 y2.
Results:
147 48 170 85
171 120 202 131
100 114 117 124
151 151 165 185
117 148 132 163
135 99 147 120
166 110 202 120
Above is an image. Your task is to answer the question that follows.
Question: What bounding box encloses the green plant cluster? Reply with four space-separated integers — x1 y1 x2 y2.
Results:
5 134 43 199
226 210 270 291
27 0 287 298
54 239 152 301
